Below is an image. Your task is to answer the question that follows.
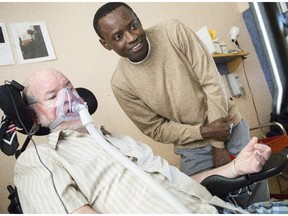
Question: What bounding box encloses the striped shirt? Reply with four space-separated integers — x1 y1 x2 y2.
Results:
14 128 247 214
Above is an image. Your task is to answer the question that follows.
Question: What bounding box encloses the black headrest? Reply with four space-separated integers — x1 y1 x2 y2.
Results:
75 87 98 116
0 80 98 136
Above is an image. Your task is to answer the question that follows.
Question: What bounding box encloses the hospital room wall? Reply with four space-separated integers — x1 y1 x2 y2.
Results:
0 2 271 213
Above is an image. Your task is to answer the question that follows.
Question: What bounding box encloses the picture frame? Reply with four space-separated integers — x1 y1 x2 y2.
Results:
0 23 15 66
10 21 56 64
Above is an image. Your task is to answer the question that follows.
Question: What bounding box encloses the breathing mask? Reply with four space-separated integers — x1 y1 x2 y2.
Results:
48 87 87 130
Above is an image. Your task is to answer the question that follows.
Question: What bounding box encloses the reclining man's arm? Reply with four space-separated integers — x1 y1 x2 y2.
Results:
192 137 272 183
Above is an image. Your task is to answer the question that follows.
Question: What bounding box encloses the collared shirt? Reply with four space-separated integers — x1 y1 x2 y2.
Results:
14 128 247 214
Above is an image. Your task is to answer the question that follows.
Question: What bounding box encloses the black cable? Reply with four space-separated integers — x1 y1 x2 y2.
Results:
241 61 264 135
30 137 68 213
5 82 68 213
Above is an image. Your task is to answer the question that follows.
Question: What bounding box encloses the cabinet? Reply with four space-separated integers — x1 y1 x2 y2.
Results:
212 51 249 74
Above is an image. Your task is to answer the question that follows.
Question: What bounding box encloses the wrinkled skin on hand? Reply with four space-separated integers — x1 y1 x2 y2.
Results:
234 137 272 175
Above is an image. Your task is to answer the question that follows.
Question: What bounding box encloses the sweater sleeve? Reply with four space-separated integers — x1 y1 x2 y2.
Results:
174 20 229 148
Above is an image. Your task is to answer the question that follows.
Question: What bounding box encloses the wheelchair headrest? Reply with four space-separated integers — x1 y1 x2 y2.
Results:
0 80 98 136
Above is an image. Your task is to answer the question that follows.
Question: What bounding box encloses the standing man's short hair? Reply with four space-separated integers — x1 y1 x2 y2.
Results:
93 2 136 38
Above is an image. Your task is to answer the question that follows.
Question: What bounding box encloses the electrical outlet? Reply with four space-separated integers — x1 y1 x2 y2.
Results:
226 73 245 97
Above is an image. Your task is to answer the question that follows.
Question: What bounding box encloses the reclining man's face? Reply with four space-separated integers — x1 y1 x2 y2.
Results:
30 71 85 131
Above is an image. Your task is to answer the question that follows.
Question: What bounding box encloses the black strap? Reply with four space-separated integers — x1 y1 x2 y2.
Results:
15 136 31 159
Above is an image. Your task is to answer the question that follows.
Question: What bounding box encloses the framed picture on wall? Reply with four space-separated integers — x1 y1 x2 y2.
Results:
10 21 56 64
0 23 15 66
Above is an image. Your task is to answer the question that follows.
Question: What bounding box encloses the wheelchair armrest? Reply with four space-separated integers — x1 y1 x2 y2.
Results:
201 149 288 198
200 174 248 198
248 148 288 182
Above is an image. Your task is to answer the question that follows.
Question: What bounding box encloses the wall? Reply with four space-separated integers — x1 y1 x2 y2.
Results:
0 2 271 213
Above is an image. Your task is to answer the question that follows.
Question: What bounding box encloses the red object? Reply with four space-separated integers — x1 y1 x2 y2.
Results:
258 135 288 153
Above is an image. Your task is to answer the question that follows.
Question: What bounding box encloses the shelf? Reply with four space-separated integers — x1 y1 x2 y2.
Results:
212 51 249 74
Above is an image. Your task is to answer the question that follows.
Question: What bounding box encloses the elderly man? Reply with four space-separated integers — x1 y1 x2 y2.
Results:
14 68 276 214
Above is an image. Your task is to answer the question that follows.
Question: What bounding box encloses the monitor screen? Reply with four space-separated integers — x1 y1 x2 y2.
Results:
249 2 288 116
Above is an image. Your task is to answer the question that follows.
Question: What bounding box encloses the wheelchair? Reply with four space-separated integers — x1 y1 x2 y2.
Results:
1 80 288 214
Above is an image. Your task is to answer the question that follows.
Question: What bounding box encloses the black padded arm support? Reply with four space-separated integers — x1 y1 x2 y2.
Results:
201 148 288 198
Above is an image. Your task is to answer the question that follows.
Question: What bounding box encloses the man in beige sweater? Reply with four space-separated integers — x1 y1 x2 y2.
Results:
93 2 269 208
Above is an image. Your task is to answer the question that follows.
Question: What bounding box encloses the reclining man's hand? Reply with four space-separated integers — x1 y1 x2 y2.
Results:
233 137 272 175
192 137 272 183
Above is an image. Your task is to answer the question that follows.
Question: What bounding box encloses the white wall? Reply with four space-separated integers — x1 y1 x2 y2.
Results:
0 2 271 213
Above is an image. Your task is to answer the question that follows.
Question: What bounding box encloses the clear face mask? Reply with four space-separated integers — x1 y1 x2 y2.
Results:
48 87 86 130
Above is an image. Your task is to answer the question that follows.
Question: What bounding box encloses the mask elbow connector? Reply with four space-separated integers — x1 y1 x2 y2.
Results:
73 102 94 127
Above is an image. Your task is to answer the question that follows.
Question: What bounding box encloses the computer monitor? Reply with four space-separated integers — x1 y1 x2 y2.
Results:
249 2 288 116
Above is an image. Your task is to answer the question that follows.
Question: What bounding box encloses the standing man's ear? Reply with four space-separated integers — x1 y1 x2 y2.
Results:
99 39 112 51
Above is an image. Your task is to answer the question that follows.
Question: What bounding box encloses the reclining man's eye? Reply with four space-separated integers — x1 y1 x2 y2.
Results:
48 95 56 100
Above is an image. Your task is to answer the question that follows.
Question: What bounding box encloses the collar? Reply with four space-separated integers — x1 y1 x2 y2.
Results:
47 129 88 149
128 36 151 65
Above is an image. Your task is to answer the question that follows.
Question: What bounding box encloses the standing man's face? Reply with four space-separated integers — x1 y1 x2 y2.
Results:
98 6 149 62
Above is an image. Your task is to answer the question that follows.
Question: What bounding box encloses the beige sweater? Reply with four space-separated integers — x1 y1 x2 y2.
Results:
111 19 242 149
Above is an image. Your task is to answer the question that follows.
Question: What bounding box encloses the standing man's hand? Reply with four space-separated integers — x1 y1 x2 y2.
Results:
200 115 234 167
200 115 234 141
212 146 231 167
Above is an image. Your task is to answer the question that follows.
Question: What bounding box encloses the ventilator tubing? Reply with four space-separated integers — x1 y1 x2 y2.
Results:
73 102 191 214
